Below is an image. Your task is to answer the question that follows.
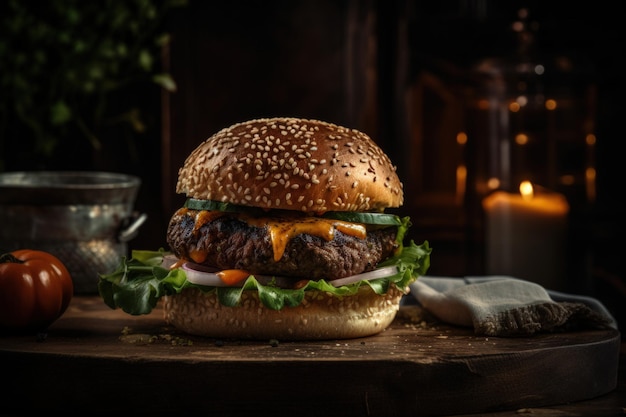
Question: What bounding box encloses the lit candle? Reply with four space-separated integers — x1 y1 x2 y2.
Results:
482 181 570 290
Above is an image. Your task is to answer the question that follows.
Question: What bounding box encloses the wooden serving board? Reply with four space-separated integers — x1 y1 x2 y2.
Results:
0 296 620 416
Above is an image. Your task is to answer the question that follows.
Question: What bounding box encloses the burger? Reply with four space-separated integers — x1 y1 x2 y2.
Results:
99 117 430 340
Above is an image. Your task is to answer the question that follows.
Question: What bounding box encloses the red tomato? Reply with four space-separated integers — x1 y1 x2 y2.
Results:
0 249 73 332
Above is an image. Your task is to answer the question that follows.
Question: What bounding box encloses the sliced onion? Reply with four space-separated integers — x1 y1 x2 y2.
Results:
161 253 181 269
330 265 399 287
182 262 227 286
169 255 399 288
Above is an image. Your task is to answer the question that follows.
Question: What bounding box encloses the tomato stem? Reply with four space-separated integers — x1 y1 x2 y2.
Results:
0 253 25 264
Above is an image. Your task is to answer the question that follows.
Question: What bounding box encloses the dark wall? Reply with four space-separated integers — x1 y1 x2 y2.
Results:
161 0 379 216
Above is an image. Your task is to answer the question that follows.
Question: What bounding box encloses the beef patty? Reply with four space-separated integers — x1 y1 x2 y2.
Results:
166 209 399 281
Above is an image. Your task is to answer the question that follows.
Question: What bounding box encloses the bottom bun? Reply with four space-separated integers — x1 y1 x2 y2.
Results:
162 284 406 340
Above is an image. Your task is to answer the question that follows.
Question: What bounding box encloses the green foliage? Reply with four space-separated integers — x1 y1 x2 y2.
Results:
98 240 432 315
0 0 187 170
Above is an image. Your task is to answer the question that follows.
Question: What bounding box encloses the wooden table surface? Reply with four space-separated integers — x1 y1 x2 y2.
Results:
0 296 623 417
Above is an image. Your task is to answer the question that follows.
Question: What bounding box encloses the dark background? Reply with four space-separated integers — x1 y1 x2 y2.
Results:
161 0 625 331
2 0 624 330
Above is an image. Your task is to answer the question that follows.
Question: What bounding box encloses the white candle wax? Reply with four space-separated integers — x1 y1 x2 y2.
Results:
482 186 569 290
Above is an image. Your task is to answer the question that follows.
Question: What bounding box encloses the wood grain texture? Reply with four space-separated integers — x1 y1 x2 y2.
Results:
0 296 620 416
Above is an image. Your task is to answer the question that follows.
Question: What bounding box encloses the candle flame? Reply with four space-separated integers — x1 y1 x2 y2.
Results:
519 181 534 201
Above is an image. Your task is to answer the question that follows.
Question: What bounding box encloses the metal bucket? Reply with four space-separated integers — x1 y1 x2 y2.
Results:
0 171 146 294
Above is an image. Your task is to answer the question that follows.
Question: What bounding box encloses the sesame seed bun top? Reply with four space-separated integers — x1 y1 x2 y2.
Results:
176 117 403 213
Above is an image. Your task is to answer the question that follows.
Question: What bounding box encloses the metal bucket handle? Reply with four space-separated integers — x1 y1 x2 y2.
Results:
118 212 148 242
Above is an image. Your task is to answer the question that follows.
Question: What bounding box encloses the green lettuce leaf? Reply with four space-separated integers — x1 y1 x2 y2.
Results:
98 217 431 315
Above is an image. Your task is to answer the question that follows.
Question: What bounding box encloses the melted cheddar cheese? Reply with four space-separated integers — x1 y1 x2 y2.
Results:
183 209 366 262
244 215 366 261
193 210 226 233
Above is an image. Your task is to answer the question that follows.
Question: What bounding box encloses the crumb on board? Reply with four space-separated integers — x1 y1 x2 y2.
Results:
118 327 193 346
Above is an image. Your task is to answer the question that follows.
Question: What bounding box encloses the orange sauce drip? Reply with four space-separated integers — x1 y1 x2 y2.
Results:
188 250 207 264
193 210 225 233
182 209 366 264
184 210 226 264
217 269 251 285
175 207 189 216
245 216 366 261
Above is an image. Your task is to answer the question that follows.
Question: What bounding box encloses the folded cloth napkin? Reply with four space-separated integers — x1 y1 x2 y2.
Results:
405 276 617 337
